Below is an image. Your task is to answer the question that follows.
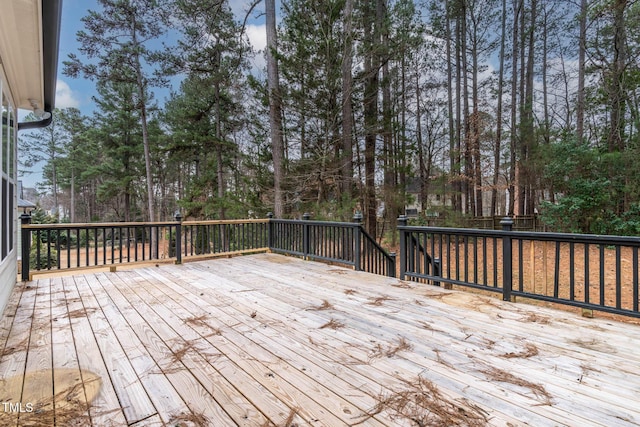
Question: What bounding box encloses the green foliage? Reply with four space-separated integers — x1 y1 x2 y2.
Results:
539 178 611 233
30 207 57 225
30 243 58 271
539 138 640 235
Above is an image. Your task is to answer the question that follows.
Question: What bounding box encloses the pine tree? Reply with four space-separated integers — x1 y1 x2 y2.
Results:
63 0 170 223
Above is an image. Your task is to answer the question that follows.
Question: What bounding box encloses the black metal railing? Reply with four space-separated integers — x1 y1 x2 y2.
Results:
269 213 396 277
21 218 178 279
398 216 640 318
20 213 395 279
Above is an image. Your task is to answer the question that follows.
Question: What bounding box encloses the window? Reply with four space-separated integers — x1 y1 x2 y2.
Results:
1 88 6 261
1 178 6 260
1 83 15 261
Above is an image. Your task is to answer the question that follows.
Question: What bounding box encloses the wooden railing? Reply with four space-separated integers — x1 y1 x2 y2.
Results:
20 214 395 279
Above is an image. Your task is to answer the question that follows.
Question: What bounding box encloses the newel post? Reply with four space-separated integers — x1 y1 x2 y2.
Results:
302 213 311 259
266 212 274 250
398 215 408 280
174 211 183 265
21 213 31 281
500 217 514 301
353 212 363 272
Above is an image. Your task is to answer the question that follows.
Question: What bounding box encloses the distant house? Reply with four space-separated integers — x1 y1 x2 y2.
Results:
404 175 453 217
0 1 62 315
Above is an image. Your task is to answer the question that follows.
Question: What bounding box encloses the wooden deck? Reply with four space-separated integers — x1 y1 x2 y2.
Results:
1 253 639 426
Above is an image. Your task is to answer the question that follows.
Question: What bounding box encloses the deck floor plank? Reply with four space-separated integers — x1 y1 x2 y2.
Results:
190 255 640 426
86 273 239 426
0 282 37 427
135 265 390 427
49 276 91 426
98 270 276 426
127 267 370 427
61 275 128 427
75 274 157 425
183 259 591 426
156 268 533 427
153 260 562 426
18 279 53 426
88 272 188 425
2 253 640 426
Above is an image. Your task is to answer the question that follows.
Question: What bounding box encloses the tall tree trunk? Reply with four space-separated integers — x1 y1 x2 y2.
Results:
576 0 587 143
70 168 75 223
460 5 472 215
608 0 627 153
445 0 458 213
523 0 536 215
508 0 522 216
541 4 550 145
341 0 355 201
131 16 155 225
470 10 483 217
492 0 507 216
416 70 427 211
363 0 378 237
266 0 285 218
454 3 463 213
215 80 226 220
381 0 394 232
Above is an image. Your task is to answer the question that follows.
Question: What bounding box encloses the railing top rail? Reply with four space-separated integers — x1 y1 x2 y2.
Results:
399 224 640 245
183 219 269 226
23 221 179 230
22 218 271 230
361 229 394 259
271 218 358 228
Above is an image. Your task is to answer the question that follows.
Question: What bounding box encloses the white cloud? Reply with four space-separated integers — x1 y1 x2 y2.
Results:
246 23 267 52
55 80 81 109
246 24 267 73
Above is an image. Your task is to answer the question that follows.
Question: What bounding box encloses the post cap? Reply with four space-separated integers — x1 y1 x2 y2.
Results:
499 217 514 225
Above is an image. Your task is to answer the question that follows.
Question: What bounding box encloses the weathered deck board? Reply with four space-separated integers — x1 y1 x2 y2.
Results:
62 275 128 426
1 253 640 426
89 273 239 426
0 282 37 427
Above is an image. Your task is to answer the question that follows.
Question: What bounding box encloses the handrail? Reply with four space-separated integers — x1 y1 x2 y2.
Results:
20 214 396 280
268 213 396 277
398 215 640 318
360 227 396 277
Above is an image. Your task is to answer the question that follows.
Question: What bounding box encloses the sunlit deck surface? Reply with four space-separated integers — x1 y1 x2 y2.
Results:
1 253 639 426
